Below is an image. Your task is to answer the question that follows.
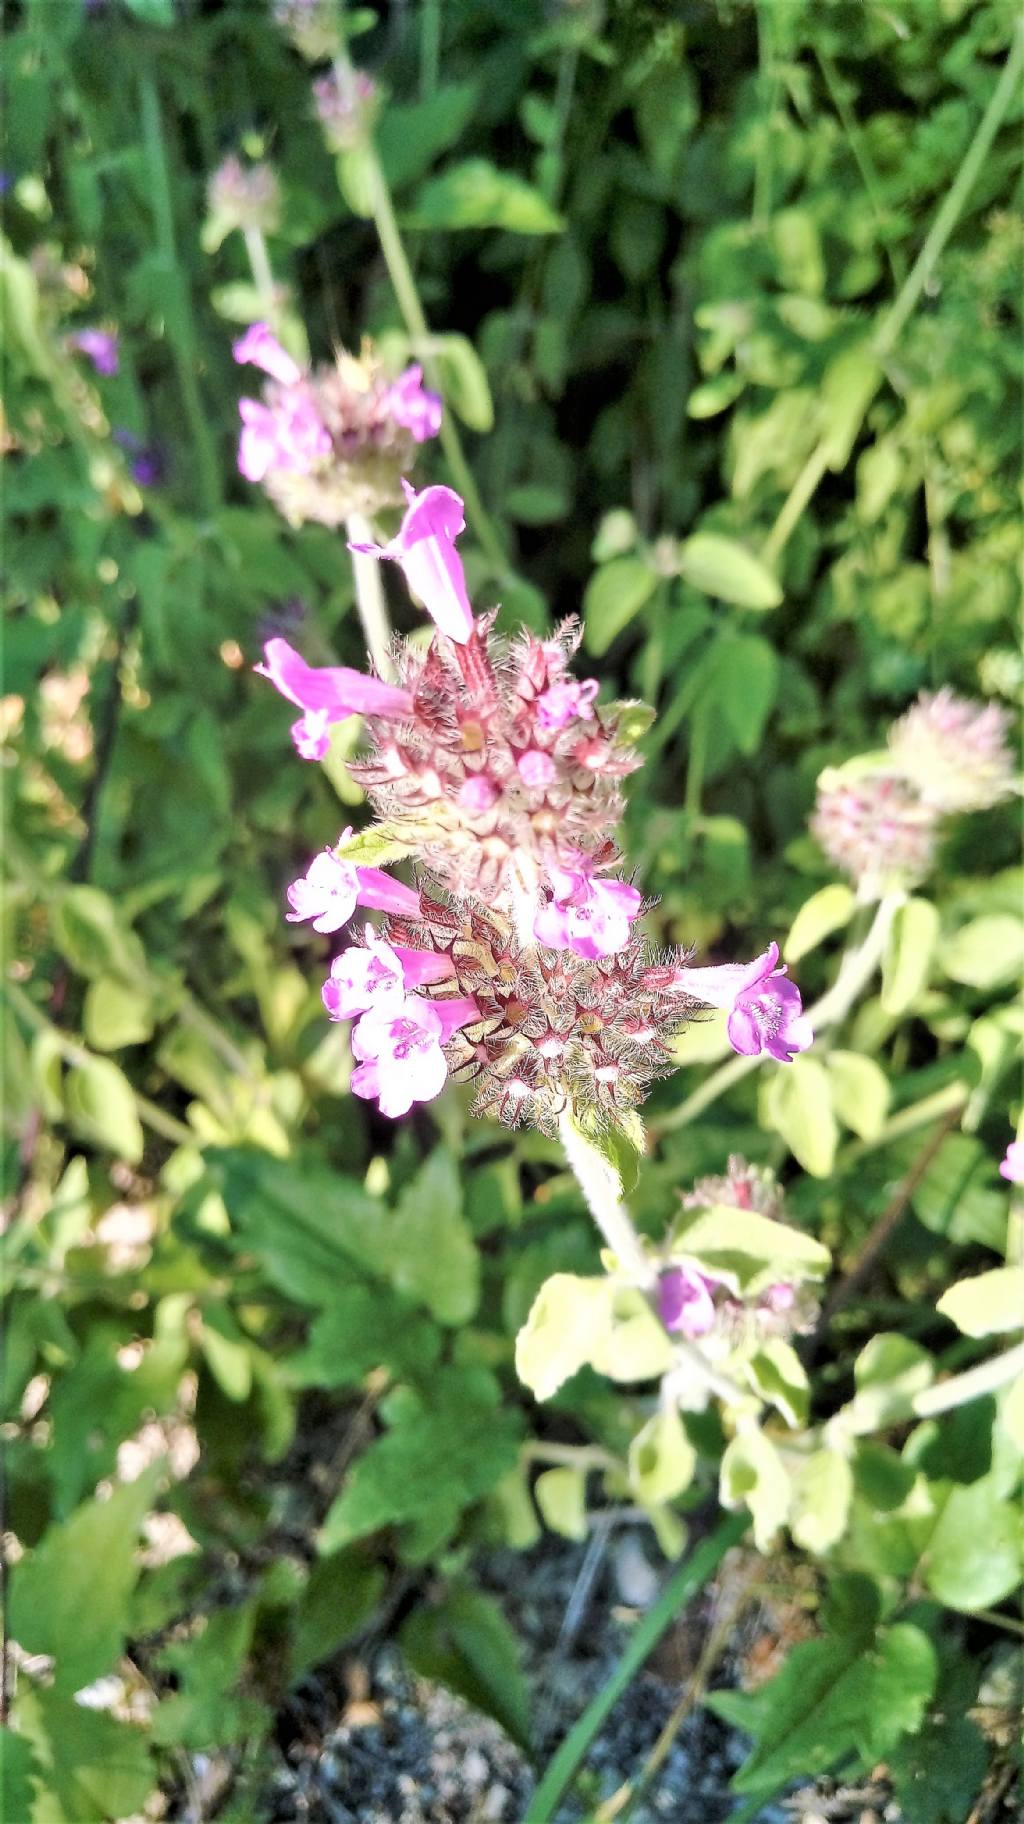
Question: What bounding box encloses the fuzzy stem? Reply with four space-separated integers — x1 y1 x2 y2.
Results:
346 512 395 679
913 1339 1024 1418
243 225 280 331
557 1110 654 1285
653 891 904 1139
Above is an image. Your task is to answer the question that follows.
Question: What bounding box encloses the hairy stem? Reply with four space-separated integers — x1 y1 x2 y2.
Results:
243 225 280 330
913 1339 1024 1418
557 1109 653 1284
346 512 395 678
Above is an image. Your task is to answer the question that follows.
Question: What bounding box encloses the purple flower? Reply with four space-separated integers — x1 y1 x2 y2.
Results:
350 482 475 645
999 1141 1024 1184
534 868 642 960
663 943 812 1064
238 391 330 483
233 322 303 388
517 749 557 789
349 991 479 1118
322 931 454 1022
535 677 599 732
67 328 119 376
658 1266 717 1338
255 637 415 760
384 365 443 444
112 427 164 487
287 851 360 933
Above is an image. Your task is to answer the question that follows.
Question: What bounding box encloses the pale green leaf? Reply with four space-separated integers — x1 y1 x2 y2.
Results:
720 1427 791 1551
83 978 155 1051
789 1449 854 1554
745 1337 810 1428
784 883 856 964
12 1686 155 1824
535 1467 588 1541
672 1203 831 1296
677 532 782 609
515 1274 613 1401
628 1408 696 1506
582 555 658 655
846 1334 934 1433
64 1057 145 1163
943 915 1024 990
937 1268 1024 1338
922 1477 1022 1611
826 1050 891 1141
764 1054 838 1177
406 159 564 234
881 897 939 1016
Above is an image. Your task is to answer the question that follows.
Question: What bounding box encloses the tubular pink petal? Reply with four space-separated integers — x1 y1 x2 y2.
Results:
354 867 421 917
256 637 415 722
232 322 303 386
350 483 474 644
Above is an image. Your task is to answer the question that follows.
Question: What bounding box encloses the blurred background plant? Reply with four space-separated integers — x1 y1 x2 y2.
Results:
2 1 1022 1821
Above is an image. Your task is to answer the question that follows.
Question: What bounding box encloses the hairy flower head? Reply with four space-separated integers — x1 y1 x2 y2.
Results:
888 688 1016 814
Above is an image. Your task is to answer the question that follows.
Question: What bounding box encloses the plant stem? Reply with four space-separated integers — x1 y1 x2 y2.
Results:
838 1079 967 1166
557 1109 653 1284
243 225 280 329
3 978 195 1149
522 1440 621 1474
913 1339 1024 1418
138 70 222 519
419 0 441 98
761 20 1024 564
346 512 395 677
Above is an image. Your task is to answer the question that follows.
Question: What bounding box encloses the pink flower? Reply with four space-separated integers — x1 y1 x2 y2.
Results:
658 1266 717 1338
287 852 360 933
350 482 474 644
384 365 443 443
349 992 479 1118
535 677 599 732
534 869 642 960
67 328 119 375
256 637 414 760
323 932 454 1021
232 322 302 387
238 391 330 483
518 749 557 789
458 775 500 813
999 1141 1024 1184
664 943 812 1064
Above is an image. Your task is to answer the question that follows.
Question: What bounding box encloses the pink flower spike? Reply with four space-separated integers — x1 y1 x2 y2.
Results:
535 678 599 732
322 932 407 1022
658 1266 716 1339
668 943 813 1064
349 991 479 1118
287 851 360 933
256 638 415 757
518 749 557 789
350 483 474 644
999 1141 1024 1184
534 871 642 960
385 364 443 443
232 322 303 387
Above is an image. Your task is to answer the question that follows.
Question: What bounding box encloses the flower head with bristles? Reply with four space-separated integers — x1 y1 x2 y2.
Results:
204 155 281 249
811 762 938 895
888 687 1016 814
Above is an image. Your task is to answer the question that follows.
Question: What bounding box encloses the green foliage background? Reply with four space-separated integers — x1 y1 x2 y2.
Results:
2 1 1022 1819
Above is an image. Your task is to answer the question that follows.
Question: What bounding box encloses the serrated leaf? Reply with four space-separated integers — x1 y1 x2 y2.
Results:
937 1268 1024 1338
152 1601 269 1750
401 1586 532 1750
535 1467 588 1541
582 555 658 655
826 1050 890 1140
677 532 782 609
378 1147 480 1326
764 1054 837 1177
406 159 563 234
12 1686 155 1824
286 1283 441 1390
65 1056 145 1163
784 884 856 963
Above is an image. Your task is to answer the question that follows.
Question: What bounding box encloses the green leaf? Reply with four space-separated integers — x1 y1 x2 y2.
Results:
0 1724 39 1824
888 1707 988 1824
937 1267 1024 1338
881 897 939 1016
151 1602 269 1750
9 1468 160 1692
50 887 147 985
687 372 745 418
376 83 479 191
64 1056 145 1163
591 1289 674 1383
123 0 174 21
846 1334 934 1433
287 1283 441 1390
82 978 155 1051
672 1203 831 1296
764 1055 838 1177
826 1050 891 1141
288 1552 387 1682
711 1619 936 1798
745 1338 810 1428
319 1368 521 1553
200 1307 253 1403
401 1586 532 1750
582 555 658 656
784 883 856 963
711 633 780 755
534 1466 588 1541
406 160 563 234
431 332 494 432
789 1449 854 1554
720 1428 791 1551
911 1134 1007 1249
12 1686 155 1824
943 914 1024 989
628 1408 696 1506
333 824 419 867
820 344 882 468
922 1477 1022 1611
515 1273 613 1401
375 1147 480 1326
677 532 782 610
212 1148 386 1308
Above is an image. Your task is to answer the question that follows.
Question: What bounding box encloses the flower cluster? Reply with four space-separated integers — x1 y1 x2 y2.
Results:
658 1157 816 1342
204 155 281 249
260 483 812 1126
233 324 441 525
312 68 380 153
272 0 341 61
812 689 1016 895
